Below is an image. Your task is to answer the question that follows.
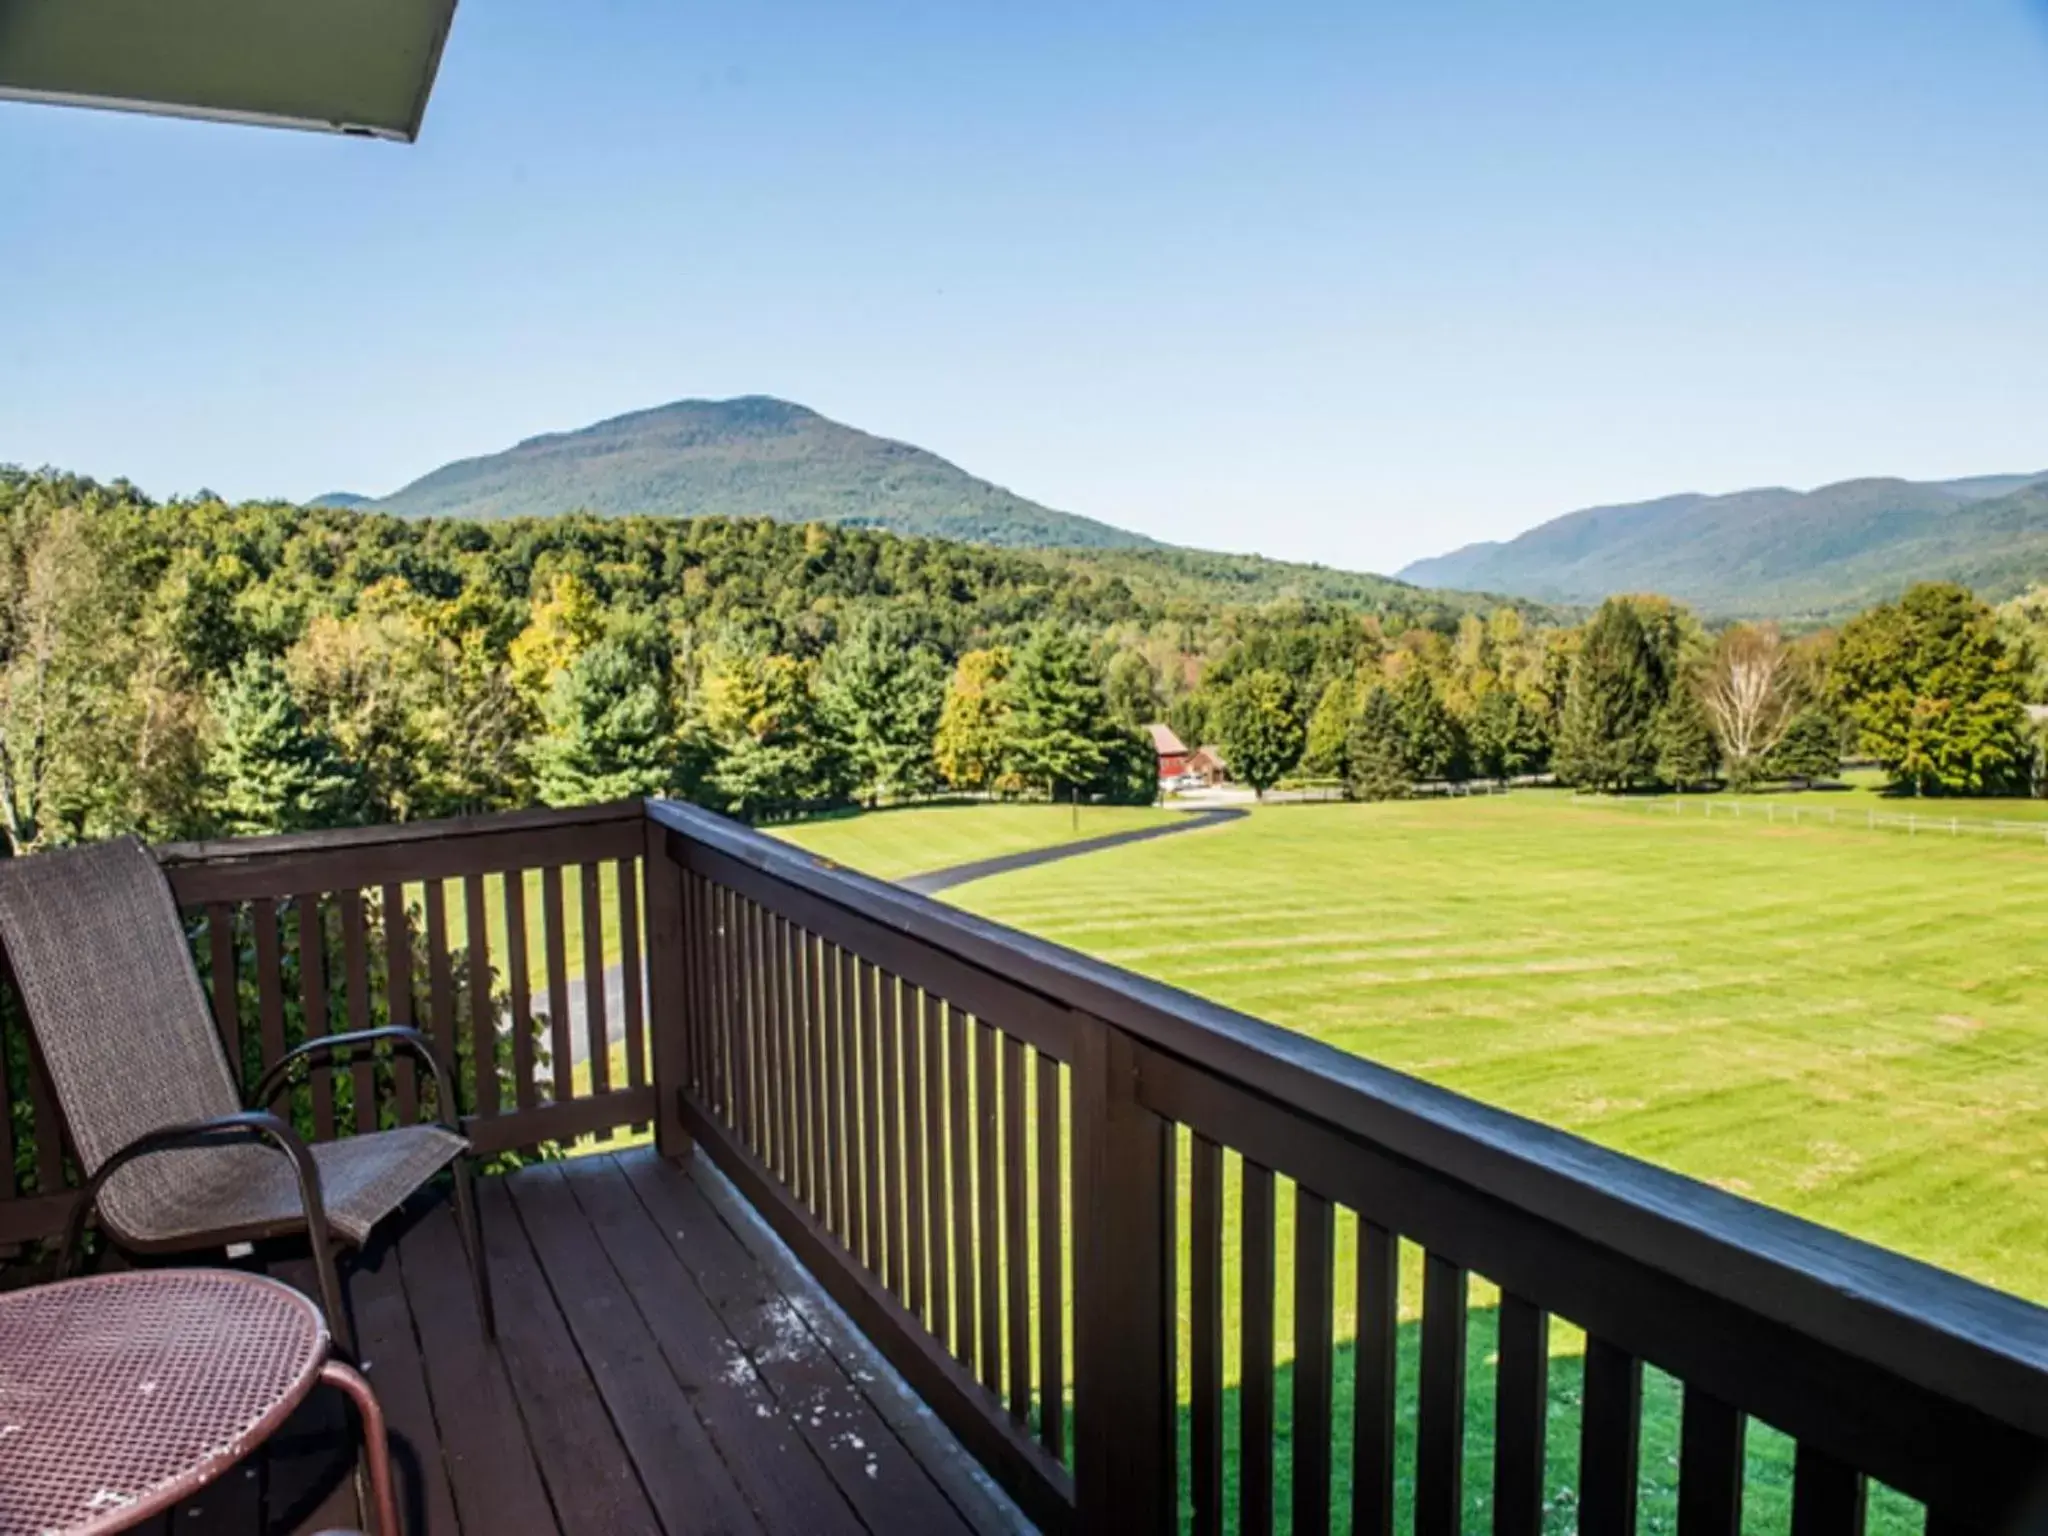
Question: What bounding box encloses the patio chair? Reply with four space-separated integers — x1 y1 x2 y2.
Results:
0 835 495 1356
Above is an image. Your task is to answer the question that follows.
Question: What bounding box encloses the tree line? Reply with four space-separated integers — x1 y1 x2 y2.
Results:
4 466 2044 856
1197 580 2047 802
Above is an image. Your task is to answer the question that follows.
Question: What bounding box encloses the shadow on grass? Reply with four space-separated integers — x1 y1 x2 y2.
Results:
1170 1305 1925 1536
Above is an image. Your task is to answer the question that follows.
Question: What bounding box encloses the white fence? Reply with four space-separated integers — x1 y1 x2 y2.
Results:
1570 792 2048 846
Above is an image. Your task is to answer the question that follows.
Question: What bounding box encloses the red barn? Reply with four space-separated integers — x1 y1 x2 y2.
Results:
1146 722 1190 782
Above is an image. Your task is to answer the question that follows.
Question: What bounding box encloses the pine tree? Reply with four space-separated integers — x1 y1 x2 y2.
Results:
1765 705 1842 787
1002 626 1116 798
817 615 947 806
1468 688 1549 782
528 638 675 806
1392 670 1464 782
1654 684 1720 790
1554 598 1665 791
1213 669 1303 796
206 653 360 835
1345 685 1411 801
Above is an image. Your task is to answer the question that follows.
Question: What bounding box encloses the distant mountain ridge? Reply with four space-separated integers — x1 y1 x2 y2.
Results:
353 395 1154 550
1399 471 2048 616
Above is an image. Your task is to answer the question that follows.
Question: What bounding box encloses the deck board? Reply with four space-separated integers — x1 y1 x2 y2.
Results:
559 1158 868 1536
620 1150 975 1535
168 1149 986 1536
504 1164 765 1536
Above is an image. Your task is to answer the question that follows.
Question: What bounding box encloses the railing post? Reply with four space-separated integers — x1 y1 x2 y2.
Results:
641 810 694 1160
1072 1018 1174 1533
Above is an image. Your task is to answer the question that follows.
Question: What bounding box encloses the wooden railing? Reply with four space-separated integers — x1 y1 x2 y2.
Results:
5 798 2048 1533
644 797 2048 1536
0 801 657 1247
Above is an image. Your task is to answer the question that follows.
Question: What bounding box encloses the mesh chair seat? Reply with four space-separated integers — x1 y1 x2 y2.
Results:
102 1122 468 1248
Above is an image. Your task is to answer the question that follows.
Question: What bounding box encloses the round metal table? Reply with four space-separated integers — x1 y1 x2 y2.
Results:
0 1269 399 1536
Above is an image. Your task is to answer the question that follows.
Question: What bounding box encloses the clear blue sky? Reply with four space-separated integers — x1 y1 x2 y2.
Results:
5 0 2048 573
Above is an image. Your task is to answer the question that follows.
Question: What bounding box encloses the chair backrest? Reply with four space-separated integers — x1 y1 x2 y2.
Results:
0 835 241 1181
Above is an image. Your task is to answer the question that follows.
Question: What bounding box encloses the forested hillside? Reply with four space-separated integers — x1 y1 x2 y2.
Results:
6 465 2043 861
0 468 1515 850
1400 471 2048 616
362 396 1152 549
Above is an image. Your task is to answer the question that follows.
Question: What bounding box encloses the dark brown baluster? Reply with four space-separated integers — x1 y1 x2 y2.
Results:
1494 1292 1549 1536
538 865 570 1104
1035 1049 1065 1465
787 921 812 1207
862 960 887 1277
381 883 418 1124
296 895 334 1139
424 880 455 1118
1240 1159 1275 1536
464 872 497 1122
1002 1031 1030 1423
1294 1188 1335 1535
502 871 535 1113
1352 1219 1398 1536
883 972 909 1299
818 933 842 1236
1579 1337 1643 1536
339 889 375 1132
252 898 288 1097
1791 1444 1866 1536
902 985 928 1318
1676 1386 1744 1536
843 946 869 1261
1189 1133 1224 1535
748 904 774 1170
974 1015 1002 1392
1417 1253 1468 1536
925 991 952 1349
947 999 976 1369
580 863 609 1113
616 858 646 1092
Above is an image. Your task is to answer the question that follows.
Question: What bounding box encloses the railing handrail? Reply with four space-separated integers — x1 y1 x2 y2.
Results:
155 799 645 867
644 794 2048 1445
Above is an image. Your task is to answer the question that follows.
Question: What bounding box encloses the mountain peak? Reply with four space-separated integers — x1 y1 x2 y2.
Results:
364 396 1156 550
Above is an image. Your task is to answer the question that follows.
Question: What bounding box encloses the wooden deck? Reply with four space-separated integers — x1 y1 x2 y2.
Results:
170 1149 1015 1536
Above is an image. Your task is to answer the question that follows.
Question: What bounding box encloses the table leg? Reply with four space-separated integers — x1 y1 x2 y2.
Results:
319 1359 402 1536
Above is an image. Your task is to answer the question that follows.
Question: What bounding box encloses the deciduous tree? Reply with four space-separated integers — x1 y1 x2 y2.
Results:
1832 583 2028 796
1213 668 1302 797
1700 624 1798 789
934 647 1011 792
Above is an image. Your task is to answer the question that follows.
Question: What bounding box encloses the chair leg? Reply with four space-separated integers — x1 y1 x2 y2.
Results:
309 1231 357 1362
452 1156 497 1340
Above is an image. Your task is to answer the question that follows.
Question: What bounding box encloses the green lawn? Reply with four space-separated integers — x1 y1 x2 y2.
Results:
938 795 2048 1531
1615 765 2048 828
769 801 1183 880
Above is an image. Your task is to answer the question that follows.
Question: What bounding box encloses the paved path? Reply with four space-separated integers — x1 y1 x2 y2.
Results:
556 807 1246 1063
899 807 1247 895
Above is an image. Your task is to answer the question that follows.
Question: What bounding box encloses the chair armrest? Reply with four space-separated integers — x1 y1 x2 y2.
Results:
58 1110 333 1279
252 1026 461 1131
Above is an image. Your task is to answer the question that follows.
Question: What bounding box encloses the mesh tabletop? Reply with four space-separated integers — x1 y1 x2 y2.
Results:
0 1270 329 1536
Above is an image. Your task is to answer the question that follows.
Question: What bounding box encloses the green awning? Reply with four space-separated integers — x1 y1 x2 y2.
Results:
0 0 459 142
